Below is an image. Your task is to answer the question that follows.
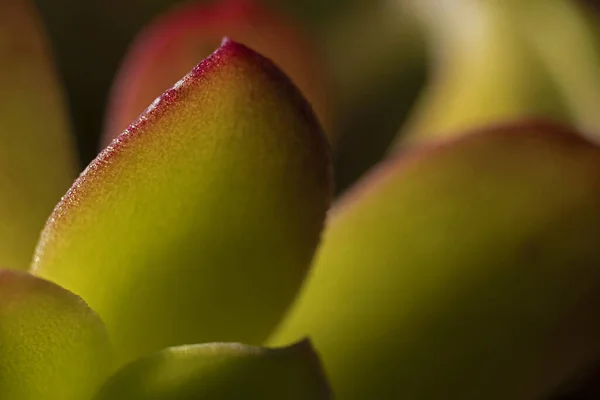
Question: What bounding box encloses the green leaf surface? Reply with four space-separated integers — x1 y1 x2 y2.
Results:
393 0 569 148
501 0 600 141
102 0 332 146
33 39 332 366
270 120 600 399
95 340 331 399
0 270 112 400
0 0 77 270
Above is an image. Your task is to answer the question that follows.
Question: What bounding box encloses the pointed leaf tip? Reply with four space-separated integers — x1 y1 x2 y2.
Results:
102 0 333 146
0 270 112 400
95 339 331 399
33 38 332 366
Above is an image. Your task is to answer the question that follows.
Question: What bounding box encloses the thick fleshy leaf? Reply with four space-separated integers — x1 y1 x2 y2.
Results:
270 120 600 399
501 0 600 141
0 270 112 399
33 39 332 366
392 0 569 148
0 0 77 270
95 340 331 399
102 0 332 146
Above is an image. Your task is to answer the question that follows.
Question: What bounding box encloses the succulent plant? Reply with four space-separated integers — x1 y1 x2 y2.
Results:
4 0 600 399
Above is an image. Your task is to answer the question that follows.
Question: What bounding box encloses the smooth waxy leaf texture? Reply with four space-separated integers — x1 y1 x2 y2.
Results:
95 340 331 399
270 121 600 399
0 0 77 270
102 0 332 145
0 270 111 400
33 39 332 366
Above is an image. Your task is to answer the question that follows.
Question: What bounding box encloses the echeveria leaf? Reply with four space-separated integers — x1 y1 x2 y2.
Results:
270 120 600 399
102 0 332 145
0 270 112 400
0 0 77 270
95 340 331 399
33 39 332 366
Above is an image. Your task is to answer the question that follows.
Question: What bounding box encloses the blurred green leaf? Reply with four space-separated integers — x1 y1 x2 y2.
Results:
33 39 332 366
0 270 112 400
271 120 600 399
502 0 600 140
95 340 331 399
0 0 77 270
393 0 570 148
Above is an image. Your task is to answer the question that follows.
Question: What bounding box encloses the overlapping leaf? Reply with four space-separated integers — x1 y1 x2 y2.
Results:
502 0 600 140
33 39 332 366
95 340 331 399
394 0 569 148
271 121 600 399
0 270 111 400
